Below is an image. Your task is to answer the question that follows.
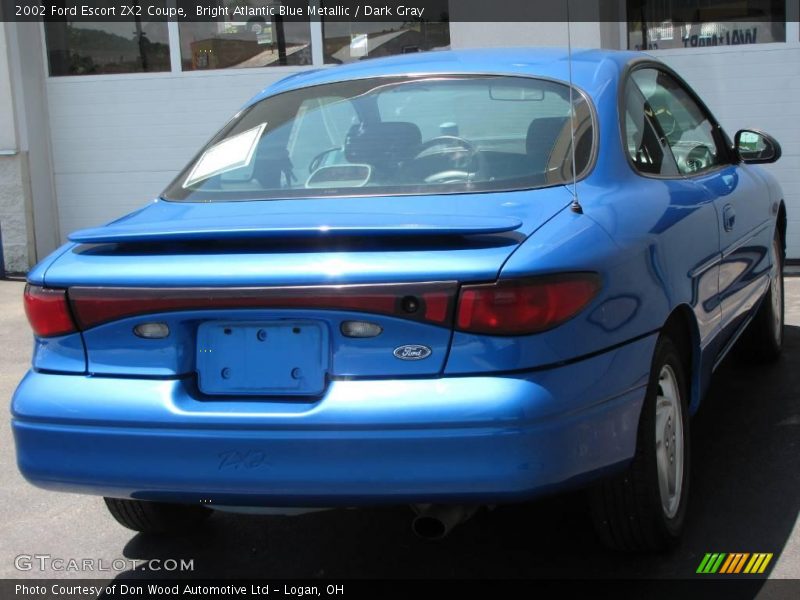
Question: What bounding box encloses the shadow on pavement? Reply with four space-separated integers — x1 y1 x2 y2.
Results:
113 326 800 579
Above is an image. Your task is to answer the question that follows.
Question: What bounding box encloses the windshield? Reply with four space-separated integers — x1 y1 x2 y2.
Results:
163 75 595 202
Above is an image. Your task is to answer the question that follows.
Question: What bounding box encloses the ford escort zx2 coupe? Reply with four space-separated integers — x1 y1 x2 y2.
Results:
12 49 785 551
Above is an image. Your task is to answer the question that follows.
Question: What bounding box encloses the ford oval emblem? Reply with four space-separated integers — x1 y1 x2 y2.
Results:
393 345 432 360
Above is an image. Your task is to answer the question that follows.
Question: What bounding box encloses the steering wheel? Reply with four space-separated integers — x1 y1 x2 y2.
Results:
414 136 478 162
684 144 714 173
423 170 476 184
653 107 677 139
412 136 481 183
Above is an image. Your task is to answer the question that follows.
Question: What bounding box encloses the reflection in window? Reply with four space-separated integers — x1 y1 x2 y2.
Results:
627 0 785 50
322 21 450 64
179 16 311 70
45 19 170 76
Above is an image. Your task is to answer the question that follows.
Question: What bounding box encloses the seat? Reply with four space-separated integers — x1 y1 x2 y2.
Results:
344 121 422 173
526 116 570 173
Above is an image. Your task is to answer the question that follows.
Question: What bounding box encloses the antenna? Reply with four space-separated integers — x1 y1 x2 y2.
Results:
566 0 583 214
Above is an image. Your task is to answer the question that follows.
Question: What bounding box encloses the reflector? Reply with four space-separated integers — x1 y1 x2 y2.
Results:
133 322 171 339
340 321 383 338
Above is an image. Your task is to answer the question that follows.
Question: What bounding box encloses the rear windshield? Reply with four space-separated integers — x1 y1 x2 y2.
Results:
162 75 595 202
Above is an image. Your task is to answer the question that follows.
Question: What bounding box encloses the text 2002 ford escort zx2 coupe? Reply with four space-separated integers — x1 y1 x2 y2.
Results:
13 49 785 551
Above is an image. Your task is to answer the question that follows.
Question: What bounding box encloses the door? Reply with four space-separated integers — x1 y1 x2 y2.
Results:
629 67 773 350
622 72 721 352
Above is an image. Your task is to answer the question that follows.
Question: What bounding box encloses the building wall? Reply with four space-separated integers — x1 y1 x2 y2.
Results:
46 68 310 239
0 22 33 273
0 156 33 273
450 21 607 48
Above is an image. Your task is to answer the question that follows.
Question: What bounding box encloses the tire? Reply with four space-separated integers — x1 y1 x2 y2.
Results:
590 334 691 552
736 232 784 364
104 497 212 534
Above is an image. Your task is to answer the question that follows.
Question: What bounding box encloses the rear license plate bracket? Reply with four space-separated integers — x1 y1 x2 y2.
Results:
196 321 329 396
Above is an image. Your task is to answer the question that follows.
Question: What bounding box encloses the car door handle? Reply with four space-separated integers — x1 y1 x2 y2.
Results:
723 204 736 231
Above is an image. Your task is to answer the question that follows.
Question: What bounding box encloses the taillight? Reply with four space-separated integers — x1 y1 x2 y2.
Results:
67 282 458 330
23 285 78 338
456 274 601 335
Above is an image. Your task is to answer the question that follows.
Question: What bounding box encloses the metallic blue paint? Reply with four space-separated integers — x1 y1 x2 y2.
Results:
12 48 784 507
31 332 86 374
81 309 453 378
12 333 653 503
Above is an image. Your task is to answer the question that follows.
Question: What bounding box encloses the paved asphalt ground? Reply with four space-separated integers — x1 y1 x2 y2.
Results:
1 277 798 581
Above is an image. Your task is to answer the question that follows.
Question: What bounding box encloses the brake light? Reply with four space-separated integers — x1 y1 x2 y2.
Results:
456 274 601 335
23 285 78 338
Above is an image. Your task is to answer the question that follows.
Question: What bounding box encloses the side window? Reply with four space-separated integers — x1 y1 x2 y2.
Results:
630 68 728 175
624 79 679 177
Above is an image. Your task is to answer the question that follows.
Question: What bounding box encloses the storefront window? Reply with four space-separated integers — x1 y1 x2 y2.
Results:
45 18 170 76
322 21 450 64
627 0 786 50
178 8 311 70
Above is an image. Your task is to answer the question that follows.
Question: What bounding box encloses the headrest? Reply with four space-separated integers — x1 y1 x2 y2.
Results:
526 117 570 158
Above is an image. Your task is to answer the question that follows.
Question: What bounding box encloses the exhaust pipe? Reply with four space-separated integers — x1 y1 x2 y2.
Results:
410 504 479 540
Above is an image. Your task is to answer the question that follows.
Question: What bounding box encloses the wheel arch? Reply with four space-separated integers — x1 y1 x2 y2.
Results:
777 200 787 259
661 304 703 415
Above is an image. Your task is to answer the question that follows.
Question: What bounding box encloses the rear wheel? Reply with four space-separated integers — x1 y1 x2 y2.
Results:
104 497 212 534
736 232 784 363
590 334 691 552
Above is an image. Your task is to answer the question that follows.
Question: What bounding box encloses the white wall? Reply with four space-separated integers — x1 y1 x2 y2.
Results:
46 68 311 239
6 22 60 265
450 22 606 48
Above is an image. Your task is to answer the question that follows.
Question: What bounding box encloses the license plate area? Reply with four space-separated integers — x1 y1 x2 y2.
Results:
196 321 329 396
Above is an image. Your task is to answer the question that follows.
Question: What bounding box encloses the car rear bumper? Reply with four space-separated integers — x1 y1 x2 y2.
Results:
11 334 655 505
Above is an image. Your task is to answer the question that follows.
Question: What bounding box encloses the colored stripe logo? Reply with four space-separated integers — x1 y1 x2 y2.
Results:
697 553 773 574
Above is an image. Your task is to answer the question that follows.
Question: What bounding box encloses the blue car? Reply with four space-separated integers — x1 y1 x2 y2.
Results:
13 48 785 551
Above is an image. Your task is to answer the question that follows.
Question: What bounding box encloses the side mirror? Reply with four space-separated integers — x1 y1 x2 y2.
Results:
734 129 782 164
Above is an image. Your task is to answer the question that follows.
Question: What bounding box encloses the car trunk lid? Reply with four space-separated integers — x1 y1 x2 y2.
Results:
44 190 571 287
40 189 572 384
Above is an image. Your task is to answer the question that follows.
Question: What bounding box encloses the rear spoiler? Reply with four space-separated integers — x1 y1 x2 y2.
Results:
69 213 523 244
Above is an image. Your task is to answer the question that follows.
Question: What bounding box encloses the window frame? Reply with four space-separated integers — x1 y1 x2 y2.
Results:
618 58 738 181
42 19 174 77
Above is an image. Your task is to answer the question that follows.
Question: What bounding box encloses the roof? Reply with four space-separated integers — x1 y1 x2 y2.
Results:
246 47 649 106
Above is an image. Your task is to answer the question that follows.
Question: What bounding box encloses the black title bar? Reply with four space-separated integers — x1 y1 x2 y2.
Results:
3 578 797 600
3 0 788 23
